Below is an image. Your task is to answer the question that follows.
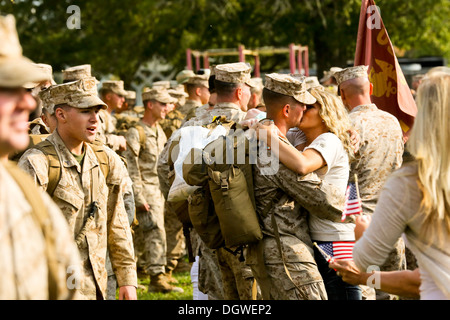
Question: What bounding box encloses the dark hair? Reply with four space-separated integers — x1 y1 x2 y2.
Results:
214 79 240 97
208 75 216 93
262 87 298 111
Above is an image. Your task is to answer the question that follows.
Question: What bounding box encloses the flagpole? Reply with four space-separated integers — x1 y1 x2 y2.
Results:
354 173 362 215
313 242 334 263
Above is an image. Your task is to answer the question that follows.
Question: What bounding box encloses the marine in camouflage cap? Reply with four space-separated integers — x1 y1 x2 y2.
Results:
265 73 316 105
62 64 98 83
39 77 107 114
334 65 369 96
100 80 128 97
142 87 177 105
214 62 255 87
152 80 171 90
176 69 195 84
0 14 82 299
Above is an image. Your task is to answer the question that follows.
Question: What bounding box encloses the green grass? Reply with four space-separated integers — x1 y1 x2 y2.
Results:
116 271 194 300
137 271 193 300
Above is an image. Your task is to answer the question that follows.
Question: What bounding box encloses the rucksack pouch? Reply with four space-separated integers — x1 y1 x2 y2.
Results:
188 185 224 249
208 165 262 248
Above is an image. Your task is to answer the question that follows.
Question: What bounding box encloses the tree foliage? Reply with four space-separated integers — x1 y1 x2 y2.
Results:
1 0 448 86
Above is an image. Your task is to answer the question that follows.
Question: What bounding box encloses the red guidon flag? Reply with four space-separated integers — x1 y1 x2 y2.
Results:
354 0 417 140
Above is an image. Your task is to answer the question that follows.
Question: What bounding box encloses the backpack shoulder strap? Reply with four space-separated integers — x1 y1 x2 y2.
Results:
88 142 110 180
32 140 61 198
135 124 146 148
4 161 61 299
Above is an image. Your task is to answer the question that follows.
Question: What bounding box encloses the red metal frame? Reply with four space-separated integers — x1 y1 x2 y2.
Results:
186 43 309 77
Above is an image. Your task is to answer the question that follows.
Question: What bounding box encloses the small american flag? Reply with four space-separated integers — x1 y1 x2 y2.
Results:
341 182 362 221
317 242 355 261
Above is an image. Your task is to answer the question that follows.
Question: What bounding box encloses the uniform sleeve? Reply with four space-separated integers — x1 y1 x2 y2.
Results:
123 127 146 208
104 148 138 287
17 148 49 191
266 165 346 223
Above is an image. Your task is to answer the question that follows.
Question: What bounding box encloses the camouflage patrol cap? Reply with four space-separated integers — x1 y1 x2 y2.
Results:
320 67 343 83
249 77 264 93
125 90 136 100
23 63 57 89
333 65 369 86
168 88 188 98
265 73 316 105
62 64 94 82
152 80 171 89
176 70 195 84
304 76 322 90
142 88 177 104
186 74 209 88
39 77 107 114
0 15 51 88
100 80 128 96
215 62 255 87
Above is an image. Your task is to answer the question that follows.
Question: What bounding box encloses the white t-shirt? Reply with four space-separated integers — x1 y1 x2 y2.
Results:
291 132 355 241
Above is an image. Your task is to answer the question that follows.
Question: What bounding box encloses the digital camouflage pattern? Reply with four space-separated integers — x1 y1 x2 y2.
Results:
123 120 168 276
348 104 404 216
177 99 202 117
246 137 353 300
17 131 137 300
348 103 405 300
0 162 82 300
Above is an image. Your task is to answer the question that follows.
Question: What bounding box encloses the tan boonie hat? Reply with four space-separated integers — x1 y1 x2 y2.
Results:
265 73 316 105
215 62 254 87
100 80 128 96
39 77 107 114
186 74 209 88
142 88 177 104
333 65 369 86
0 15 51 88
176 70 195 84
62 64 95 82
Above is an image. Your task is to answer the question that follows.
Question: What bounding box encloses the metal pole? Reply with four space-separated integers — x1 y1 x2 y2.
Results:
297 45 303 75
254 55 260 77
289 43 296 74
239 44 245 62
186 48 192 70
203 54 210 69
304 47 309 76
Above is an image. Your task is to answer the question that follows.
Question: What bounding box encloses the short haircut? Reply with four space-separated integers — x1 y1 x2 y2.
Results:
185 83 204 96
214 79 241 97
262 87 298 112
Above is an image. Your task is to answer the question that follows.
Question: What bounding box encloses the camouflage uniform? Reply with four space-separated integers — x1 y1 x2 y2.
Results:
97 108 123 151
123 120 168 277
18 131 137 300
0 162 82 300
29 117 50 135
348 103 404 215
178 99 202 119
348 103 406 299
158 100 250 299
246 141 349 300
159 108 185 140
